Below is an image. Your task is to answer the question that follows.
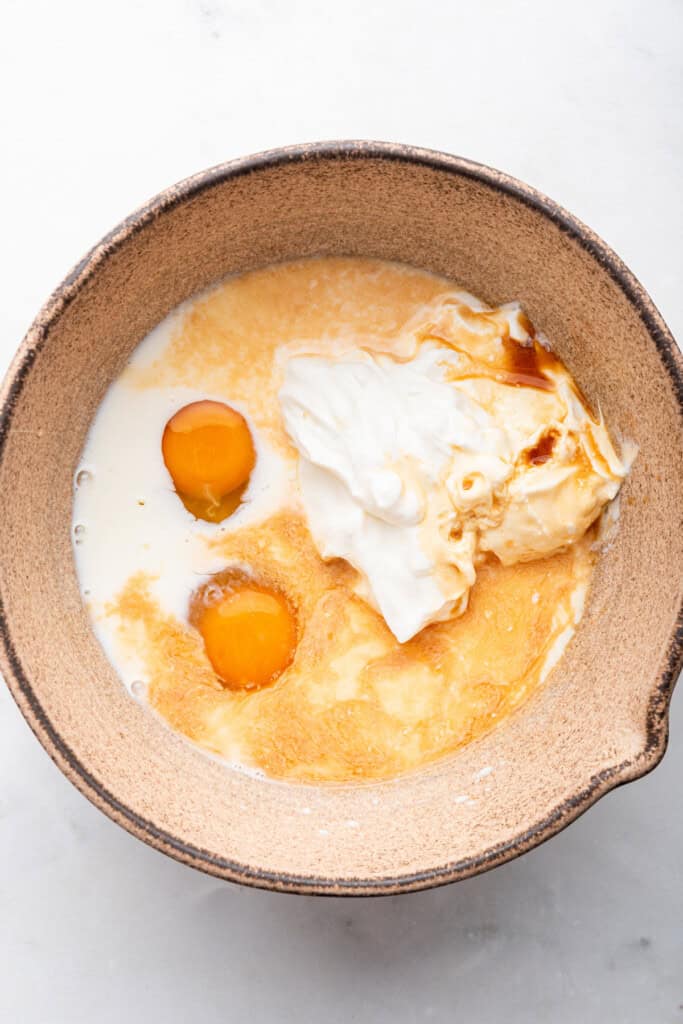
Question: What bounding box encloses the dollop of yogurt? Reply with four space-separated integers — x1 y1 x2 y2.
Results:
279 296 633 642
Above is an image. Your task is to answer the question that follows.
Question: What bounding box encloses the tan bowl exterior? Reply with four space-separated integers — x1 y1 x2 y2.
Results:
1 142 682 895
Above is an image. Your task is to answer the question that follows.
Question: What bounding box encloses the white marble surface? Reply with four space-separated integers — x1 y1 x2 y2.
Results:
1 0 682 1020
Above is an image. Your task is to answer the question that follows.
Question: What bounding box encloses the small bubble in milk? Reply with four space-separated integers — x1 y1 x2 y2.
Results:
75 468 92 488
131 680 146 699
73 523 86 544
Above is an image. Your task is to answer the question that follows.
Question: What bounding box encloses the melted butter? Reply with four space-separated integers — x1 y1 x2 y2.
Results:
110 510 593 782
110 258 602 782
124 258 449 455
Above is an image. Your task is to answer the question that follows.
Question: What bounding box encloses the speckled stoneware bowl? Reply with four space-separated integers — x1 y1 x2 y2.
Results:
1 142 682 895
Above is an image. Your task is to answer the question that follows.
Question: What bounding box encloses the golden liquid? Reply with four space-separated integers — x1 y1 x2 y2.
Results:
115 258 595 782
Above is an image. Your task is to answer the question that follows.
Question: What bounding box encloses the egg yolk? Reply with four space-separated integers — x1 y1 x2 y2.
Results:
162 400 255 522
198 584 297 691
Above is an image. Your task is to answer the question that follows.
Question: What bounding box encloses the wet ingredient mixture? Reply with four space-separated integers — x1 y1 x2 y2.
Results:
73 258 631 781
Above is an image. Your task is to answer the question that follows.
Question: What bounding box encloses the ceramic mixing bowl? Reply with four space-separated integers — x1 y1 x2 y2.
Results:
1 142 682 894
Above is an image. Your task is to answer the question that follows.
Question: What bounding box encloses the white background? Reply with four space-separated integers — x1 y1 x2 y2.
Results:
1 1 681 1020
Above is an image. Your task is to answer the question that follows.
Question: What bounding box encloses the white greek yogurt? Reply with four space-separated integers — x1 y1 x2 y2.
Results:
280 298 632 642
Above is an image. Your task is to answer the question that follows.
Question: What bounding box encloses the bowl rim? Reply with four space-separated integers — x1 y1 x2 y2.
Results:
1 140 682 896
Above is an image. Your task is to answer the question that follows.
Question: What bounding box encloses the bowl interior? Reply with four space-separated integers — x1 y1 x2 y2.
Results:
1 144 682 894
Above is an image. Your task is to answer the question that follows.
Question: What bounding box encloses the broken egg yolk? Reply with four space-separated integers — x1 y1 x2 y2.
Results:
198 584 297 691
162 400 255 522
